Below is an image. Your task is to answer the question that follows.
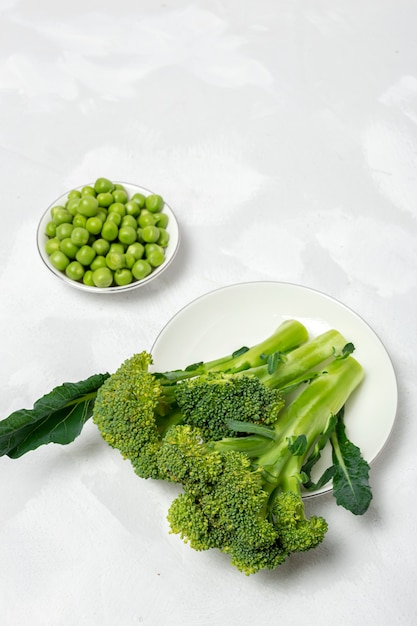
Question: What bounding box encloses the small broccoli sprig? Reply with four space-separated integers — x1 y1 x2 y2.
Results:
158 354 367 575
173 373 285 440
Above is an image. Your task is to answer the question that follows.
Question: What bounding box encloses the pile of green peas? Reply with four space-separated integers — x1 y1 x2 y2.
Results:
43 177 170 288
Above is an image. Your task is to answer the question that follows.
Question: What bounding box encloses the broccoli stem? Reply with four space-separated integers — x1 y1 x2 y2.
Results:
210 318 309 374
257 356 364 486
155 319 309 383
246 329 351 391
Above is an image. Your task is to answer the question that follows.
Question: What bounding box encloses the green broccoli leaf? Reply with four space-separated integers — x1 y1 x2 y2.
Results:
330 413 372 515
287 434 307 456
0 372 109 458
231 346 249 358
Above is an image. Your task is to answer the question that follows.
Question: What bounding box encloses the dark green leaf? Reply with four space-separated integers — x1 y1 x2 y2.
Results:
287 434 307 456
231 346 249 359
184 362 204 372
279 370 321 395
267 351 284 375
335 342 355 360
0 372 109 458
330 415 372 515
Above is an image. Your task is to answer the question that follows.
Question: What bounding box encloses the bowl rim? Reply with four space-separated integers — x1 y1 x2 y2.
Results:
37 181 180 293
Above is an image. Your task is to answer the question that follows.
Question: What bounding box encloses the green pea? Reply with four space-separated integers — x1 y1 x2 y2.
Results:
50 205 66 219
94 177 114 194
144 243 163 256
97 208 108 222
138 212 156 228
66 198 80 216
118 226 137 245
157 228 170 247
86 216 103 235
112 189 128 204
147 248 165 267
145 194 164 213
60 238 79 259
142 225 160 243
73 213 87 228
76 245 96 266
126 242 145 260
107 212 122 226
68 189 82 200
131 192 146 209
49 250 70 271
65 261 84 282
52 207 73 225
92 238 110 256
83 270 95 286
55 222 74 240
108 202 126 217
154 212 169 229
121 215 137 229
109 242 125 254
91 255 107 271
45 221 57 237
114 268 133 286
125 253 136 269
78 195 99 217
125 200 140 217
106 251 126 271
81 185 96 197
132 259 152 280
45 237 61 255
96 192 114 208
101 220 119 241
71 227 90 246
92 266 113 288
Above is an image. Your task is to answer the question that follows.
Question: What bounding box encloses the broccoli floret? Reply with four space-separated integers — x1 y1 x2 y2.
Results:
174 373 284 440
159 354 365 575
93 352 166 479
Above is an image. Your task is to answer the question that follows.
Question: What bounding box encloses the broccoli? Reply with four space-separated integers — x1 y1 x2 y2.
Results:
0 317 373 576
92 321 350 480
158 354 366 575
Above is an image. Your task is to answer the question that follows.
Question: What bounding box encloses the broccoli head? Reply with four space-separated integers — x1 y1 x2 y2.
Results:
174 373 285 441
93 352 167 479
159 353 364 575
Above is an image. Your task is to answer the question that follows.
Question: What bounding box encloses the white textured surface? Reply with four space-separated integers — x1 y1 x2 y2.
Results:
0 1 415 624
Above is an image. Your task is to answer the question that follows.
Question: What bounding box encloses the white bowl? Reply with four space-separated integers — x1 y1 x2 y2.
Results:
37 182 180 293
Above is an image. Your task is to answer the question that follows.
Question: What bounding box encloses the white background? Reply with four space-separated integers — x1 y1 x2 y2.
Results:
0 1 416 624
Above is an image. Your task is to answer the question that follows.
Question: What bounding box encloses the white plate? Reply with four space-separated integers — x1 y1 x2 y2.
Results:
151 281 398 497
37 182 180 293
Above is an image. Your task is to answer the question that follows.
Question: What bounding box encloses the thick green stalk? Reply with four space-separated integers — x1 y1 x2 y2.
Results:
157 319 309 384
214 319 309 373
256 356 364 484
246 329 351 391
